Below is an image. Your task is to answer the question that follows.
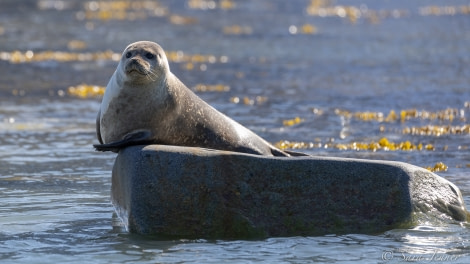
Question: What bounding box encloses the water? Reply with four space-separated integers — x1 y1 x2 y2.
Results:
1 0 470 263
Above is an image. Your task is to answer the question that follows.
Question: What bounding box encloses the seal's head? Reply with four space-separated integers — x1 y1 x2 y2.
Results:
118 41 169 85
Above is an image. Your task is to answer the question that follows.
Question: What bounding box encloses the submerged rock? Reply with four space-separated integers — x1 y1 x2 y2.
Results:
111 145 469 239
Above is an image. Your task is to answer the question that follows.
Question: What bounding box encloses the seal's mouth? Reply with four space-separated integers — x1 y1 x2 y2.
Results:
126 68 146 75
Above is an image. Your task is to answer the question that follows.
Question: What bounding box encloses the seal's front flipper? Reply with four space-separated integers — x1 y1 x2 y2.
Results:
93 143 119 153
93 130 153 152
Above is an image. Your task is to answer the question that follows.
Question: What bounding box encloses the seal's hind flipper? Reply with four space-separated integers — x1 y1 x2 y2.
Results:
270 147 290 157
93 130 153 152
271 147 311 157
283 150 311 157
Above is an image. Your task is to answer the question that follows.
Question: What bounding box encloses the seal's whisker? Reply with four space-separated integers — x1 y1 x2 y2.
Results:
146 71 158 82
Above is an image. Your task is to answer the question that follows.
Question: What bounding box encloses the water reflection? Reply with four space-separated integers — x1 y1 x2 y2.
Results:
384 225 470 259
1 0 470 262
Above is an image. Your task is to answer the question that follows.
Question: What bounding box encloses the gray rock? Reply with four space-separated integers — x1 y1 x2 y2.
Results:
111 145 469 239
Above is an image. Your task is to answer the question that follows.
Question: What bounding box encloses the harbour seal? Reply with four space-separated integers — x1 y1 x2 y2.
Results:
95 41 304 157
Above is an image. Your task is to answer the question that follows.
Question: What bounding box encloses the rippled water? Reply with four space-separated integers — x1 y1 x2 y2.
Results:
1 0 470 263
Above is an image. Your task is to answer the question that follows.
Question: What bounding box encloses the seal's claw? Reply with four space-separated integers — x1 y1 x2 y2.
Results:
93 131 154 152
93 143 121 153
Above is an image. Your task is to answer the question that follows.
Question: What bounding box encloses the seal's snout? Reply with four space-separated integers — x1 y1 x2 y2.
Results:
125 58 149 75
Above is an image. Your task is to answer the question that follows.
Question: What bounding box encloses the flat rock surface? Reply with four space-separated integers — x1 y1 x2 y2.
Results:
112 145 468 239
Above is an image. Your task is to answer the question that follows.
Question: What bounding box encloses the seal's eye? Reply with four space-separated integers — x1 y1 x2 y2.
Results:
145 53 155 60
125 52 132 58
